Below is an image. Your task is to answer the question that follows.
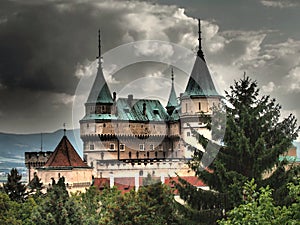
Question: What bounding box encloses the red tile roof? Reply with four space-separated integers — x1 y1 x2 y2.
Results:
94 178 109 189
44 135 88 167
165 176 205 188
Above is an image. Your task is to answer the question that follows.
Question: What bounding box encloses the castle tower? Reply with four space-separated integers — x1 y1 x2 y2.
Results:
180 19 221 156
36 132 92 193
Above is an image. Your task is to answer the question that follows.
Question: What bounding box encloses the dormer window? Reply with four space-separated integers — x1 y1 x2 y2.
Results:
153 109 159 115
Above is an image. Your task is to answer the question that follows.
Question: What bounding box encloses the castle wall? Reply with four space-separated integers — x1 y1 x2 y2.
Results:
36 167 93 193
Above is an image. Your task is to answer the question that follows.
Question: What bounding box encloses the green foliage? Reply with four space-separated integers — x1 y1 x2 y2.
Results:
99 183 181 225
0 191 37 225
27 172 43 195
3 168 26 202
218 178 300 225
176 76 300 224
32 176 84 225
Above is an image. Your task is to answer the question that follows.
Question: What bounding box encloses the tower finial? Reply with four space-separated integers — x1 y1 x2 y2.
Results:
171 67 174 83
197 18 205 61
63 123 66 136
97 29 102 65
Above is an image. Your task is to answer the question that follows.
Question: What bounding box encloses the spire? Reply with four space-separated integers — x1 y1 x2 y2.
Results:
166 67 178 115
197 19 205 61
183 19 219 98
97 29 102 65
86 29 113 105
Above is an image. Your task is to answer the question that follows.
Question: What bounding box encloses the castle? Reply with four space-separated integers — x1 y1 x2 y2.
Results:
24 19 222 191
80 19 222 183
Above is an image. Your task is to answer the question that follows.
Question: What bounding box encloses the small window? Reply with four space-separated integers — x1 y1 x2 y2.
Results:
109 143 115 151
90 144 94 150
187 132 190 137
158 145 163 151
120 144 125 151
87 123 89 128
139 144 145 151
124 108 130 113
150 144 154 151
198 102 201 111
186 103 188 112
153 109 159 115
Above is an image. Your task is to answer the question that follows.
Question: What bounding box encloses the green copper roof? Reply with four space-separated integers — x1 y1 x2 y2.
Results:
116 98 169 122
86 66 113 104
81 113 117 121
166 80 178 109
183 56 219 98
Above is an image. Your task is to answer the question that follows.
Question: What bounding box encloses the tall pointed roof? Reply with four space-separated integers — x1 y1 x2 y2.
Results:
44 135 88 168
86 67 114 104
166 68 178 109
86 29 113 104
183 19 219 98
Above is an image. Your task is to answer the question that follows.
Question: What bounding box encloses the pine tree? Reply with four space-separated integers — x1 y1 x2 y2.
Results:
28 172 43 195
3 168 26 202
175 76 300 224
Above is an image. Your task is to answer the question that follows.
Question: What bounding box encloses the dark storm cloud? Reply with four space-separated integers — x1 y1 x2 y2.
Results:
0 0 126 94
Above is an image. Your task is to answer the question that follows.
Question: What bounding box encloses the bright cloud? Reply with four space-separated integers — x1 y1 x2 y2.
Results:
261 0 299 8
262 81 275 93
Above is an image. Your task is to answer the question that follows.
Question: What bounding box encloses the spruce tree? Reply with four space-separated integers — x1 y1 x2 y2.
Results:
3 168 26 202
28 172 43 195
175 76 300 224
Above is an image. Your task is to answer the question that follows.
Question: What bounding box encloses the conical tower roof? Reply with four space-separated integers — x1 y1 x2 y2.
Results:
183 19 219 98
183 56 219 97
45 135 88 168
86 29 113 104
166 68 178 109
86 66 113 104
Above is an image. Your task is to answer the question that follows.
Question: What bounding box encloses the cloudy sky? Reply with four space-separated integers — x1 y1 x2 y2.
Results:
0 0 300 141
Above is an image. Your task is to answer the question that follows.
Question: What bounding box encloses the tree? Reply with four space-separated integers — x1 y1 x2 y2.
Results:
175 76 300 224
3 168 26 202
99 183 181 225
27 172 43 195
218 178 300 225
0 191 22 225
31 176 84 225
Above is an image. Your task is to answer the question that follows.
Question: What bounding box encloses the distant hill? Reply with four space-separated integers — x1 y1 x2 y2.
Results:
0 129 82 174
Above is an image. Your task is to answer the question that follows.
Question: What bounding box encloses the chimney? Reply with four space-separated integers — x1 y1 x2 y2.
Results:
113 92 116 101
143 102 146 116
128 94 133 107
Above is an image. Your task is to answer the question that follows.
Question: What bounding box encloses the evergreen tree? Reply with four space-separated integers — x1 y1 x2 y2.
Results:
99 183 181 225
27 172 43 195
3 168 26 202
32 176 84 225
175 76 300 224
